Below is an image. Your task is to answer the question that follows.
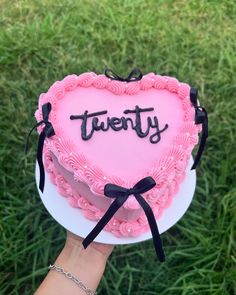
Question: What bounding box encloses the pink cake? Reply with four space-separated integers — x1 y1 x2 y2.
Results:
34 70 205 240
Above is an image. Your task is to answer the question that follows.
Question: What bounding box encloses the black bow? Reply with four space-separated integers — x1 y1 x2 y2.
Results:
25 103 55 192
105 68 143 82
82 176 165 262
190 88 208 170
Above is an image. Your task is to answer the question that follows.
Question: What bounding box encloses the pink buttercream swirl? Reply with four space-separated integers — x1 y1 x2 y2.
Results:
77 72 95 87
92 74 108 89
166 77 179 93
119 221 143 237
182 98 191 110
148 166 166 187
90 181 107 195
140 73 155 90
125 82 140 95
107 217 121 230
181 121 198 135
178 83 190 99
146 187 160 203
185 107 195 120
167 147 185 161
157 189 170 207
153 75 167 89
84 166 104 183
63 152 88 171
53 137 75 155
174 133 192 148
77 196 92 209
158 156 176 174
107 80 126 95
55 174 68 196
82 209 100 221
175 160 186 173
62 75 78 91
43 94 58 111
138 214 148 225
48 81 65 99
68 196 79 208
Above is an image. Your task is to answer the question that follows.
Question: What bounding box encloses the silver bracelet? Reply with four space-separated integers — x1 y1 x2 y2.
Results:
49 264 97 295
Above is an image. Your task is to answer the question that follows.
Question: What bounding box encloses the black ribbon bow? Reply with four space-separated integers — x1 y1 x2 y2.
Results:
82 176 165 262
105 68 143 82
25 102 55 192
190 88 208 170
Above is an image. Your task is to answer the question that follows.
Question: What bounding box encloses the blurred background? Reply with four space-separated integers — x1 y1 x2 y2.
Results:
1 0 235 294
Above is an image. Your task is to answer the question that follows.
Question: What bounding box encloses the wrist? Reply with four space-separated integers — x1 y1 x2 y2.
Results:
51 241 106 293
65 232 114 263
62 239 108 269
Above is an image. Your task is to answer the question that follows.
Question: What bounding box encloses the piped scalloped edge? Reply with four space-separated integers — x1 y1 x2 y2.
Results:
44 147 188 238
35 72 200 211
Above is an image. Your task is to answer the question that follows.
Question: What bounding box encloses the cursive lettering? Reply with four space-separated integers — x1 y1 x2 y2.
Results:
70 105 168 144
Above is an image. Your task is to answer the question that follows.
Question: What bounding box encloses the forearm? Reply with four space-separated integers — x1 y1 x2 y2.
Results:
35 238 109 295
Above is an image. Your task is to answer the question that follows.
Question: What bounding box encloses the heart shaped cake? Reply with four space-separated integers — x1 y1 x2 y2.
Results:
32 69 207 260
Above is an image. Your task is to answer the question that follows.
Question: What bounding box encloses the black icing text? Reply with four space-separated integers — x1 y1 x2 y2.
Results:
70 105 168 144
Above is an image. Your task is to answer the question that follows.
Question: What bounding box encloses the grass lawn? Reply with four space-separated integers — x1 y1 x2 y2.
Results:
0 0 235 294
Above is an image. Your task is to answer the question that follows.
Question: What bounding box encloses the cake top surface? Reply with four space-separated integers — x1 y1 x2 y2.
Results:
35 71 199 196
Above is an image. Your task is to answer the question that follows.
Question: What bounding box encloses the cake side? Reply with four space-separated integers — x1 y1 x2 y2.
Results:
43 144 191 237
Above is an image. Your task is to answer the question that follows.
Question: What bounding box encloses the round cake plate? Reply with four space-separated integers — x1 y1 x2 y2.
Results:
35 157 196 245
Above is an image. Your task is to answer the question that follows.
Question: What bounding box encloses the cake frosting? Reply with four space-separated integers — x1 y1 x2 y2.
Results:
34 71 204 240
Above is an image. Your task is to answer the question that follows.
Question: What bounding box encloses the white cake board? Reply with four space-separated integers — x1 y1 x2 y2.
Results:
35 157 196 245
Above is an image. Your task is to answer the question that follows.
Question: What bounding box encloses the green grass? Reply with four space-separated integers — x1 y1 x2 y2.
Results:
0 0 236 294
